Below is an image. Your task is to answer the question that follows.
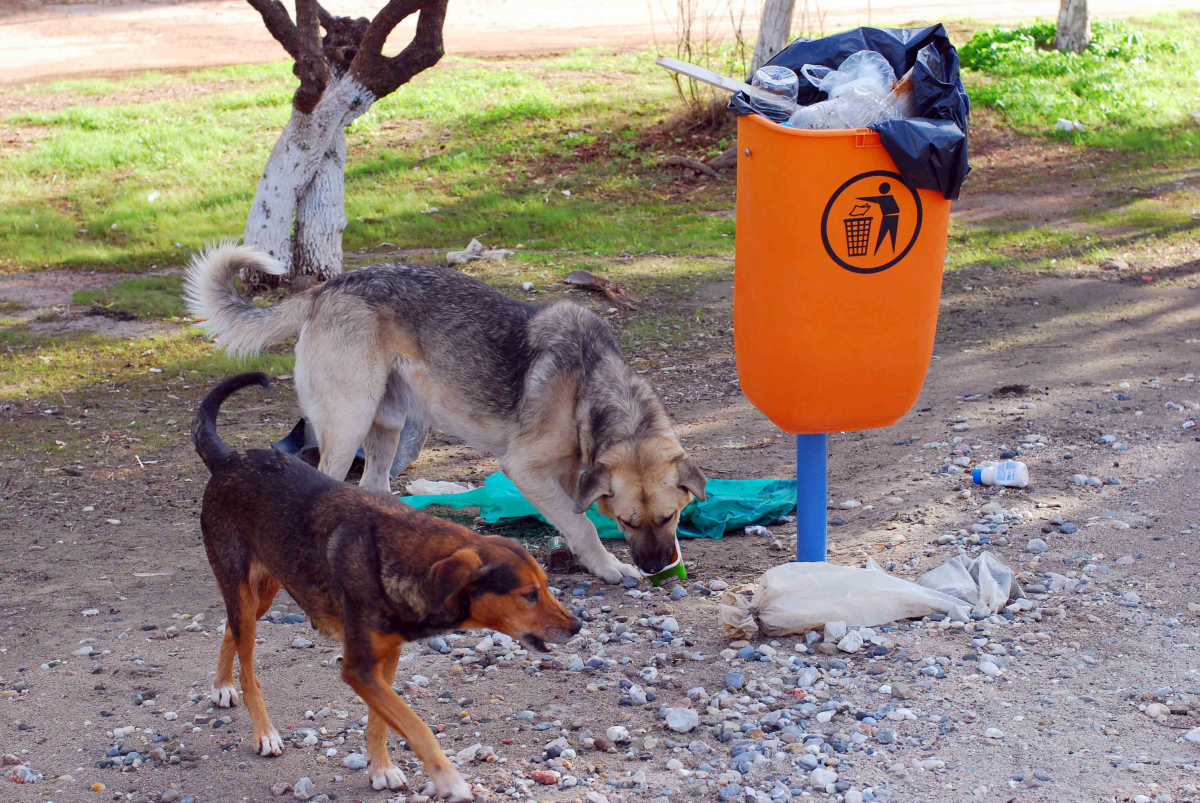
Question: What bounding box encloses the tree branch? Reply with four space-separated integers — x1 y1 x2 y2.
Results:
245 0 300 61
293 0 332 112
351 0 448 98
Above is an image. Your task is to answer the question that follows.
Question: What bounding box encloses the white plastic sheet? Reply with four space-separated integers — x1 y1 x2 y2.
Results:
917 551 1021 614
719 557 969 639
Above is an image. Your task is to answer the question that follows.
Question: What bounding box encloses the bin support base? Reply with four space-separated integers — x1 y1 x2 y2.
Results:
795 433 828 562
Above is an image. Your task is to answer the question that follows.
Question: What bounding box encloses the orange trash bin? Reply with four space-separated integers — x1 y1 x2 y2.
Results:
734 112 953 435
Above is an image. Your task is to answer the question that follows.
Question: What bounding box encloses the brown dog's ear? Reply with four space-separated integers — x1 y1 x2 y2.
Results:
573 465 612 515
428 548 483 607
676 456 707 502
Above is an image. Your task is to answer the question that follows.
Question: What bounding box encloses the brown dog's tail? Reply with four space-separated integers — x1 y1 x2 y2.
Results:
191 372 270 471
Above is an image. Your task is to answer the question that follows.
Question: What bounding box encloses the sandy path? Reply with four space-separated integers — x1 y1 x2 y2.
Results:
1 0 1195 86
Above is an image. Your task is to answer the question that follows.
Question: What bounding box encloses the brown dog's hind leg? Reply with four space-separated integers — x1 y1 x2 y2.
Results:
344 634 471 802
364 645 408 791
231 564 284 757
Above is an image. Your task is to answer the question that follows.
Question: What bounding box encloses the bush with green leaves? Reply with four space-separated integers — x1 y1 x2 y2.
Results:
960 18 1179 77
958 14 1198 154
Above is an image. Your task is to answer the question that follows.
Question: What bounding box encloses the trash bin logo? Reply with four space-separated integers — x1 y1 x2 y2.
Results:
821 170 923 275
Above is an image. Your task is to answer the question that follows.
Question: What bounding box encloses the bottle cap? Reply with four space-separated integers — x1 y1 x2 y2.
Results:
972 468 983 485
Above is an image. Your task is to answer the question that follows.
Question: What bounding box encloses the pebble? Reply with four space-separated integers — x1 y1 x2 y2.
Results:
293 777 314 800
984 728 1005 739
1026 538 1049 554
838 499 861 510
665 708 699 733
531 770 560 785
724 672 745 689
291 638 313 649
837 631 864 653
341 753 368 770
824 621 848 641
1059 523 1078 534
161 791 180 803
606 726 630 743
809 767 838 787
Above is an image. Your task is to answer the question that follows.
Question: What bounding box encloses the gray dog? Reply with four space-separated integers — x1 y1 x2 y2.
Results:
184 244 706 583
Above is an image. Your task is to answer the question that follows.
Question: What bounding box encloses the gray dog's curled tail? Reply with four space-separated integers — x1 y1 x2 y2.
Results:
191 372 270 470
183 242 315 357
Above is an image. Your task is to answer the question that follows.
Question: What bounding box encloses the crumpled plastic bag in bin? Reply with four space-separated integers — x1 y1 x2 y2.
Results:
719 557 969 639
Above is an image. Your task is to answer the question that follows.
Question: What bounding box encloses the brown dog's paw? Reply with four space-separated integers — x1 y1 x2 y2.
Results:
255 729 284 757
210 684 239 708
370 763 407 791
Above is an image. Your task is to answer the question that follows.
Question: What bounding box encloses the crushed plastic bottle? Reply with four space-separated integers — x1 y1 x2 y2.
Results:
785 55 916 131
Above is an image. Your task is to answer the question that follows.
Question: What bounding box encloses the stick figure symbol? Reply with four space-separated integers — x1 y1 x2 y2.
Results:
856 181 901 255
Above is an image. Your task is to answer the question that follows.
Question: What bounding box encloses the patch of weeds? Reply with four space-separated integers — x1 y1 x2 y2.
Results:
0 298 28 314
74 274 186 319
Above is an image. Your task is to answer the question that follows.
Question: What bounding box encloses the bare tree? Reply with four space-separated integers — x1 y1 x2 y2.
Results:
749 0 794 73
1055 0 1090 54
243 0 448 290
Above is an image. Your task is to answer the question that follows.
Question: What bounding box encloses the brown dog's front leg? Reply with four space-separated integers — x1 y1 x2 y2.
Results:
342 637 471 802
364 645 408 791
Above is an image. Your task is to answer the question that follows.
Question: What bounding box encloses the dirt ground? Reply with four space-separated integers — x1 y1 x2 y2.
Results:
3 220 1200 803
2 0 1198 86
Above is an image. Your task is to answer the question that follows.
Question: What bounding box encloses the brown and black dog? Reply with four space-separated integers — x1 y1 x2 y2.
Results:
191 373 581 801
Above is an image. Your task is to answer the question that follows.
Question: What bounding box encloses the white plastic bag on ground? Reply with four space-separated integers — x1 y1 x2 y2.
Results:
405 479 476 495
917 551 1022 613
719 557 969 639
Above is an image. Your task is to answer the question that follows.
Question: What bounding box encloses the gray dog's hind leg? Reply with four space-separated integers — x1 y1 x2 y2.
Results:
389 416 429 478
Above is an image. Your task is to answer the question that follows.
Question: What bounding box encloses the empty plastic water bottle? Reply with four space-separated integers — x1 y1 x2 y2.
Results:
972 460 1030 488
749 65 799 124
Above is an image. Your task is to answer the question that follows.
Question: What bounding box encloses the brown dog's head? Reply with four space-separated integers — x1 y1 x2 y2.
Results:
574 435 707 575
430 536 581 652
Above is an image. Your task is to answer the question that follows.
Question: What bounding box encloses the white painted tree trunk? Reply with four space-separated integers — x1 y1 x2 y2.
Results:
751 0 796 74
1055 0 1090 54
243 76 375 282
293 128 347 279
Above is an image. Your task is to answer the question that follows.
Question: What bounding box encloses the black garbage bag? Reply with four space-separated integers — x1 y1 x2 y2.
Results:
729 25 970 200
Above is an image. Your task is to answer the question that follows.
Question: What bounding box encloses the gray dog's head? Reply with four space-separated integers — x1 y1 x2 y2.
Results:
574 435 707 574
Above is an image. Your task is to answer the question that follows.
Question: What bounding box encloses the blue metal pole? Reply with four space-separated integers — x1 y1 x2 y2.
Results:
795 433 828 562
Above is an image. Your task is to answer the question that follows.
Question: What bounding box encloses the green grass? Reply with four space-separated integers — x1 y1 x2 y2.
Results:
0 49 735 273
961 14 1200 155
0 326 293 398
73 274 186 319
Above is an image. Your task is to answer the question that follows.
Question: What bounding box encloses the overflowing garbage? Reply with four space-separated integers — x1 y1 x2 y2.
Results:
745 51 916 131
657 25 971 199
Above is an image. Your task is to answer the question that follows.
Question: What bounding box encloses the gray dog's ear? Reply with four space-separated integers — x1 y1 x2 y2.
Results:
676 456 707 502
573 465 612 515
428 547 483 607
